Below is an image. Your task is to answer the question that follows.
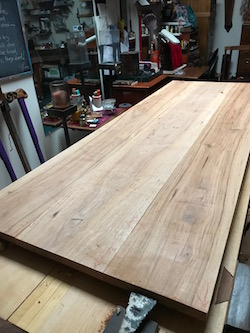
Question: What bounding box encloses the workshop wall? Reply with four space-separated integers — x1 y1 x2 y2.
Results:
0 0 121 190
0 1 245 190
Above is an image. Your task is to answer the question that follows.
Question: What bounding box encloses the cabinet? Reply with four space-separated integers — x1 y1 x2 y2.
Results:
237 22 250 77
183 0 216 64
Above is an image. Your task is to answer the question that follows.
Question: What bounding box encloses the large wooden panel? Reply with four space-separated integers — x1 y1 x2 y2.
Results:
0 81 249 320
185 0 211 12
1 163 249 333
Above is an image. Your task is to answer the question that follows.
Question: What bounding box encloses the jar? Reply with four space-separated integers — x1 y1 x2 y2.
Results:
50 80 70 109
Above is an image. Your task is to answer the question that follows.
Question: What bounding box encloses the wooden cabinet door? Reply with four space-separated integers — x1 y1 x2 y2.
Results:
237 23 250 77
184 0 211 63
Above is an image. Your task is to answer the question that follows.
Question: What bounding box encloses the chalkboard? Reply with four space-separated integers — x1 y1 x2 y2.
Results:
0 0 32 82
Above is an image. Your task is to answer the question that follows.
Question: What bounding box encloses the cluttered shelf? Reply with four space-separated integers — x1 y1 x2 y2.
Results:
42 107 129 132
66 65 209 108
112 66 209 105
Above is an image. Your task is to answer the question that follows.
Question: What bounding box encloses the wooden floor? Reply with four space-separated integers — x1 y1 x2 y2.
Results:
0 81 249 321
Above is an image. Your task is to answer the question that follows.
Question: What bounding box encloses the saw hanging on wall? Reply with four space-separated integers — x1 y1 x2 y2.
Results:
224 0 235 32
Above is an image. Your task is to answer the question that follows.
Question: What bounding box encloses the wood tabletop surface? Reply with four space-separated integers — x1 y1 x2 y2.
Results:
1 162 249 333
0 81 249 321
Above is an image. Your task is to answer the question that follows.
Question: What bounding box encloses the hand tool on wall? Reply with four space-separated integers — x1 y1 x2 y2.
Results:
224 0 235 32
104 292 158 333
0 87 31 173
4 89 45 164
16 90 45 164
0 138 17 182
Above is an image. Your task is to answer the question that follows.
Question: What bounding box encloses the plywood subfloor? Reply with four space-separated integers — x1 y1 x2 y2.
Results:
0 81 249 320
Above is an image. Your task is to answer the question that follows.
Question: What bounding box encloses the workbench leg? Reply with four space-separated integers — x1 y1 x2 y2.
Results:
0 138 17 182
18 98 45 164
1 100 31 173
62 117 71 148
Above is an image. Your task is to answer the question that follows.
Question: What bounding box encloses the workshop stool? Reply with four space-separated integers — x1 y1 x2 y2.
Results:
47 104 77 148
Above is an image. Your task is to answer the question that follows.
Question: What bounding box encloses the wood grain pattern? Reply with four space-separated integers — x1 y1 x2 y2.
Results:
0 81 249 320
205 161 250 332
0 163 249 333
2 166 249 333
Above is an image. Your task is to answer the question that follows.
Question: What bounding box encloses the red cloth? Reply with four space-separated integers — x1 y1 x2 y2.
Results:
169 42 183 69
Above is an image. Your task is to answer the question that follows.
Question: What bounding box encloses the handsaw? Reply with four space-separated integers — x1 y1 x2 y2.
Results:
104 292 157 333
118 292 157 333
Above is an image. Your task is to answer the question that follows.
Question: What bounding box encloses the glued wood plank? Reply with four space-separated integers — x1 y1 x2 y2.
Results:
5 163 250 333
105 83 250 318
0 81 249 320
205 161 250 333
4 165 250 333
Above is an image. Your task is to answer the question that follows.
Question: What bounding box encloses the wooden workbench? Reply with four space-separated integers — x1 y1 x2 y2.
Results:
165 65 209 80
0 81 249 329
0 162 249 332
112 67 209 106
68 66 209 107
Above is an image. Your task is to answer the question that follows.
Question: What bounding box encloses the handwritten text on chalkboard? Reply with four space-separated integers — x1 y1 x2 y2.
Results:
0 1 32 80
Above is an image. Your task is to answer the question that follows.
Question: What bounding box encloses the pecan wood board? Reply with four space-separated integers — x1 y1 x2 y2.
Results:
0 81 249 320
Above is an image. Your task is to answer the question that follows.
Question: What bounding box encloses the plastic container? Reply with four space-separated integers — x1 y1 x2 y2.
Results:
102 98 116 110
67 31 89 64
92 95 102 108
99 29 120 63
92 89 102 108
50 80 70 109
71 88 81 106
103 98 116 115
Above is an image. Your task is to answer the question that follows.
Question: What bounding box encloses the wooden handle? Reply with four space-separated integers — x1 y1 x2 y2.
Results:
3 89 28 104
225 0 235 32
